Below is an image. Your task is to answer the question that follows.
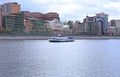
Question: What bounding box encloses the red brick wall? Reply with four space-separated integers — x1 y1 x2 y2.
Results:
23 11 59 21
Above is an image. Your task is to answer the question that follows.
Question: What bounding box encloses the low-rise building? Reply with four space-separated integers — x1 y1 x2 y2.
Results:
63 25 70 34
110 20 120 34
110 20 120 35
109 26 119 36
48 19 63 34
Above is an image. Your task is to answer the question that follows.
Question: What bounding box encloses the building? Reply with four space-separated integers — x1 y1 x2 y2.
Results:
110 20 120 35
48 19 63 34
109 26 119 35
29 18 47 34
83 16 99 35
83 16 94 34
1 2 20 15
3 13 24 33
24 18 33 33
29 12 43 19
43 12 59 21
82 13 109 35
22 11 43 19
96 21 102 35
63 25 70 34
22 11 59 21
111 20 120 28
24 17 48 33
96 13 108 34
21 11 30 19
0 8 2 31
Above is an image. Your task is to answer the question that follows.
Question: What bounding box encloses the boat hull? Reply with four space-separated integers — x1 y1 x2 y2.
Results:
49 36 74 42
49 39 74 42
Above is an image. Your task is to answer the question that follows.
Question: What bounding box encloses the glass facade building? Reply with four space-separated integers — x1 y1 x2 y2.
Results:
3 13 24 33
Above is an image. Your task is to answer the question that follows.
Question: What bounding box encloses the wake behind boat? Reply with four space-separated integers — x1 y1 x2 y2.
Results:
49 34 74 42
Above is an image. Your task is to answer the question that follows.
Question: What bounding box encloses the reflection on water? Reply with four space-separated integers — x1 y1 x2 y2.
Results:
0 40 120 77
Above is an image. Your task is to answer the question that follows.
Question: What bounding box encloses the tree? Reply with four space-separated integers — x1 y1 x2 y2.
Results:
67 20 73 29
75 21 81 24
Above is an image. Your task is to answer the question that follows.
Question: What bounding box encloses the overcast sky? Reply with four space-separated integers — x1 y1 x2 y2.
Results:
0 0 120 22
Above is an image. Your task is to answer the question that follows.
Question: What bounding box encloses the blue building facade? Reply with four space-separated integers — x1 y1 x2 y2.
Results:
96 13 108 35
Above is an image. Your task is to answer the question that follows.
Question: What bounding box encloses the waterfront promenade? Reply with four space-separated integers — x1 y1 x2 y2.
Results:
0 35 120 40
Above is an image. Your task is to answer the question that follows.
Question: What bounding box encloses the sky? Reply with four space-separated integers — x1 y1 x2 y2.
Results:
0 0 120 22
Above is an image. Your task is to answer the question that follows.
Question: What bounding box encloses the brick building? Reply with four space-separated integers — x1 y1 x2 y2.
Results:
1 2 20 15
22 11 59 21
43 12 59 21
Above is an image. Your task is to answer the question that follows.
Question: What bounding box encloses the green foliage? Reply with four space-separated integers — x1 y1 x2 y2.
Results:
67 20 73 29
75 21 80 24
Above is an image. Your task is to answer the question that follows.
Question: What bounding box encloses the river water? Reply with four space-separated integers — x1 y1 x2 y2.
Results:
0 40 120 77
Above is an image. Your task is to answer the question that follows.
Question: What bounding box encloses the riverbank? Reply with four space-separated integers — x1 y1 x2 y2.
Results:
0 35 50 40
0 35 120 40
